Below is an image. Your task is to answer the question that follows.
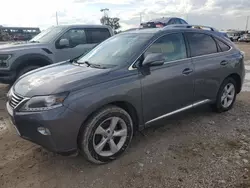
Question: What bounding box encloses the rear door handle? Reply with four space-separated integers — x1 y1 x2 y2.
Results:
220 60 228 66
182 68 193 75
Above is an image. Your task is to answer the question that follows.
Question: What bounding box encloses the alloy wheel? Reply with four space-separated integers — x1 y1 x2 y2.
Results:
93 117 128 157
221 83 235 108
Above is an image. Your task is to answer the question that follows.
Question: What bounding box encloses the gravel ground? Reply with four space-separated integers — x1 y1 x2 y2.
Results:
1 43 250 188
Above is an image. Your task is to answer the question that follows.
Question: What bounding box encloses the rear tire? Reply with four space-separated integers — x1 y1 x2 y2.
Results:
17 65 41 79
212 77 237 113
78 105 133 164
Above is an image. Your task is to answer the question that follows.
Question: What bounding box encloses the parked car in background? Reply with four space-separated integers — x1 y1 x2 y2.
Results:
238 33 250 42
227 32 240 41
0 27 41 41
140 17 188 28
227 31 247 42
7 25 245 164
0 25 113 84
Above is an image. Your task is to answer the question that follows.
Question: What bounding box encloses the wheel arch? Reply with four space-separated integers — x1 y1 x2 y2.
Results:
226 73 242 93
76 100 140 146
12 54 53 72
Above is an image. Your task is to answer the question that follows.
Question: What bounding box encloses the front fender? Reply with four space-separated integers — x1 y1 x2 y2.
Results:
65 75 143 128
11 53 53 70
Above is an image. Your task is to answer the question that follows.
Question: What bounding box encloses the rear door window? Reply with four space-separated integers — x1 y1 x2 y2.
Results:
186 33 218 57
85 28 111 44
175 19 182 24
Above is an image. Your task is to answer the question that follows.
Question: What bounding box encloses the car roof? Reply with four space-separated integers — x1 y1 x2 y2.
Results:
123 27 215 34
122 27 230 41
56 24 111 29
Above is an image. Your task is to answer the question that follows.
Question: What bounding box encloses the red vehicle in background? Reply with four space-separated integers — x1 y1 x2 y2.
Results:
0 27 40 41
140 17 188 28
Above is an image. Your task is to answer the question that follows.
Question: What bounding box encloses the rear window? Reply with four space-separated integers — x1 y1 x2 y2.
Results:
186 33 218 57
214 38 230 52
85 28 111 44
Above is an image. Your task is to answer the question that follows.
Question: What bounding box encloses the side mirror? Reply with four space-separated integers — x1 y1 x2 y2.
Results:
59 38 69 48
142 53 165 67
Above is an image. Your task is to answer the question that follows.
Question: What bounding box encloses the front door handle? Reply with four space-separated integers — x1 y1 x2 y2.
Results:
220 60 228 66
182 68 193 75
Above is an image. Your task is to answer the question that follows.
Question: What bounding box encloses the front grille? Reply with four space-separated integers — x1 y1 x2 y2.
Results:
9 91 24 109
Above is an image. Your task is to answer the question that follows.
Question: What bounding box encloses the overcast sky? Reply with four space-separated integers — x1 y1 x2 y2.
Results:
0 0 250 30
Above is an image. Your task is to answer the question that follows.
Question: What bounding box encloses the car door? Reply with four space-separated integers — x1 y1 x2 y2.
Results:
185 32 232 102
141 33 195 124
53 28 94 63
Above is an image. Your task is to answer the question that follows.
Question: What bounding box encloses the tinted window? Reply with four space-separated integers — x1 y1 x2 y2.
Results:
59 29 86 48
175 19 182 24
186 33 217 57
85 28 111 44
180 19 188 24
168 19 176 25
214 38 230 52
145 33 187 63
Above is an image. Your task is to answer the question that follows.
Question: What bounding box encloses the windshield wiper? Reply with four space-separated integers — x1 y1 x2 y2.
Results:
89 63 107 69
71 59 91 67
70 58 106 69
83 61 91 67
29 40 39 43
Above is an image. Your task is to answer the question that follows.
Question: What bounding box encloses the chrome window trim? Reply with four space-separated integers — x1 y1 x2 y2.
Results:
128 32 233 71
190 46 233 60
145 99 211 125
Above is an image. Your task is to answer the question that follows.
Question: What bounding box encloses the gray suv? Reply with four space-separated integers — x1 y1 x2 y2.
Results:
0 25 113 83
6 26 245 164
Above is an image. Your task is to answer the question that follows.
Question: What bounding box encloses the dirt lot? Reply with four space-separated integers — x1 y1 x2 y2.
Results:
1 43 250 188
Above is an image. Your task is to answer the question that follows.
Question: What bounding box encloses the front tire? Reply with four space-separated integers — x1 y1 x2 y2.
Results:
79 105 133 164
212 77 237 113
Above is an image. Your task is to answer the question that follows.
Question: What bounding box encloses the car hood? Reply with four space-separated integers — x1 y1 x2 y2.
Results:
13 61 111 97
0 42 48 53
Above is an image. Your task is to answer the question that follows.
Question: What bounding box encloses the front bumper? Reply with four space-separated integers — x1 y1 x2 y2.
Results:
6 102 83 154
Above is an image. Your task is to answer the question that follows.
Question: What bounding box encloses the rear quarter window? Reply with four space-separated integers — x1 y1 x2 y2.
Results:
214 38 231 52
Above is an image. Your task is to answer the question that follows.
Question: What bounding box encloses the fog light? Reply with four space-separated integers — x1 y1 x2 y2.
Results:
37 127 51 135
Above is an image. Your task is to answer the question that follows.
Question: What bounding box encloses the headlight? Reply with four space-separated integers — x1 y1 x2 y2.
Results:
0 54 12 67
20 92 69 112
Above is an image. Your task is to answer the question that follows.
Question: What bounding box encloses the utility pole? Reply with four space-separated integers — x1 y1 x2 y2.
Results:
56 12 59 26
140 12 142 25
246 16 249 32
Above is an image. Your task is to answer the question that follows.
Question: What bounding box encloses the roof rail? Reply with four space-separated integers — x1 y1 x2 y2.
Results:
163 24 218 32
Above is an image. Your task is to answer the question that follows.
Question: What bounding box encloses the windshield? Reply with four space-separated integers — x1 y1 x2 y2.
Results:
30 26 64 43
77 33 153 67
